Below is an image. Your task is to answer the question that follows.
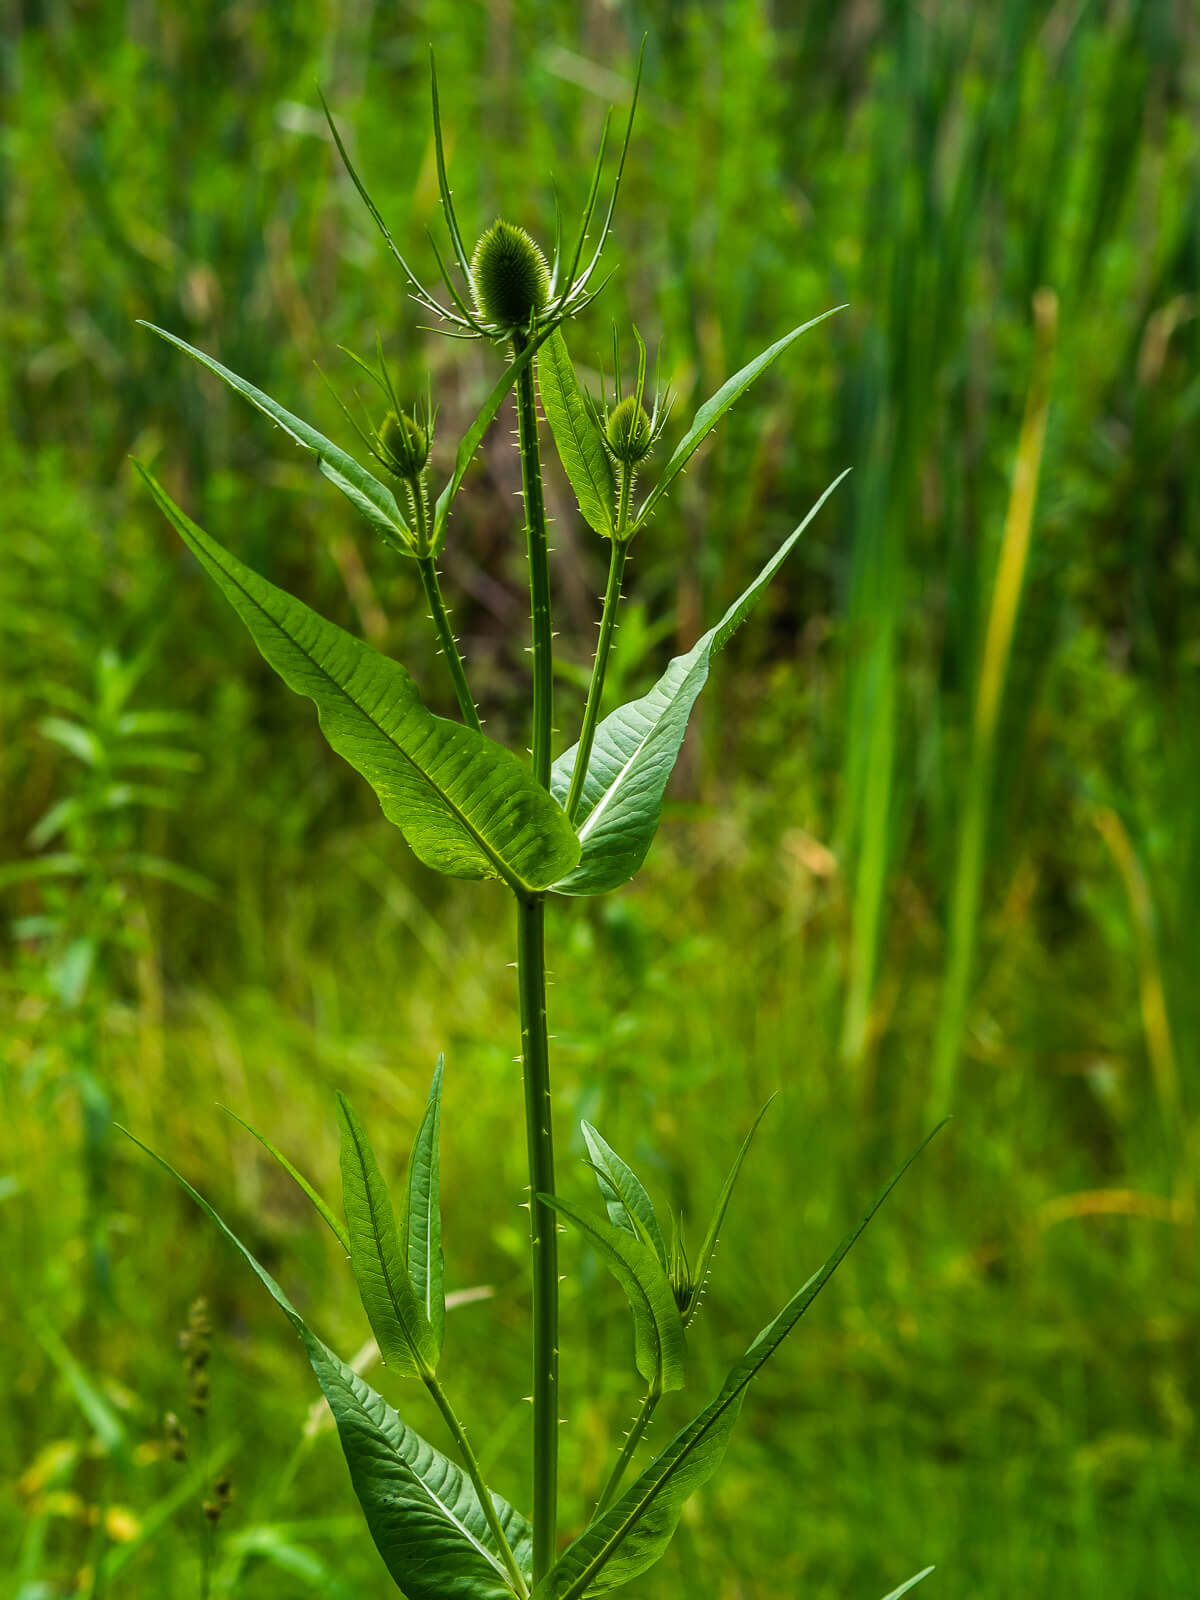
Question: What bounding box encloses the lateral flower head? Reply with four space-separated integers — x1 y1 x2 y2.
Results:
605 395 653 465
593 324 670 472
321 42 645 349
378 409 431 479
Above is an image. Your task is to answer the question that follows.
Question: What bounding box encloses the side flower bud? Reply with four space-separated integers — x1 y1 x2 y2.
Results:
605 395 654 465
378 409 431 479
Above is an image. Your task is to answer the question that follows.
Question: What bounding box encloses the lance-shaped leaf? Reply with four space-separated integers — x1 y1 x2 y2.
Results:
581 1122 666 1266
631 306 845 535
137 322 413 554
533 1124 945 1600
136 466 580 895
122 1131 532 1600
545 1196 685 1394
338 1094 438 1378
537 330 616 537
549 472 849 895
401 1058 446 1363
685 1098 774 1326
221 1104 350 1254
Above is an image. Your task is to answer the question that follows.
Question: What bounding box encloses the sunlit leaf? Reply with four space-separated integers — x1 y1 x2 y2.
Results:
338 1094 438 1378
401 1059 446 1363
545 1196 684 1394
581 1122 666 1266
121 1130 533 1600
534 1126 944 1600
550 473 849 895
537 330 615 536
136 464 580 895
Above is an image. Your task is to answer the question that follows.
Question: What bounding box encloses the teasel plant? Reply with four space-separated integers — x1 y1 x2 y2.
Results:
126 40 940 1600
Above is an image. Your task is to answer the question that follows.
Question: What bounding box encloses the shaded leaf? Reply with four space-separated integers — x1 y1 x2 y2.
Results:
221 1105 350 1254
136 465 580 895
550 473 849 894
338 1094 437 1378
581 1122 666 1265
402 1058 445 1362
632 307 844 534
137 322 413 553
120 1130 532 1600
534 1125 944 1600
545 1196 684 1394
537 330 615 536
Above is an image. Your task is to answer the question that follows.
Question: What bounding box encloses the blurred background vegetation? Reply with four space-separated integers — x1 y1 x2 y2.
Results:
3 0 1197 1594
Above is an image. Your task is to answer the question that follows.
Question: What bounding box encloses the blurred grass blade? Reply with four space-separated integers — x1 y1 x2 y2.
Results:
401 1058 446 1362
222 1105 350 1254
135 464 580 894
930 291 1057 1114
581 1121 666 1264
534 1124 944 1600
686 1098 774 1326
632 307 844 534
121 1127 532 1600
537 331 616 536
549 473 848 895
337 1093 437 1378
137 322 413 553
31 1315 127 1457
880 1567 936 1600
545 1196 685 1393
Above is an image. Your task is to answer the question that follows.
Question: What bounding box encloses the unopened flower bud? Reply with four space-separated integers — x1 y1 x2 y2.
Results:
605 396 653 465
379 410 430 479
470 220 550 329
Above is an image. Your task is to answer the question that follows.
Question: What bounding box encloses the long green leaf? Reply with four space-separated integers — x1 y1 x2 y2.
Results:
338 1094 437 1378
537 330 615 536
534 1125 945 1600
402 1058 445 1362
221 1105 350 1254
881 1568 936 1600
686 1098 774 1326
632 306 844 534
120 1130 532 1600
136 465 580 895
581 1122 666 1266
549 473 849 894
545 1196 685 1394
137 322 413 553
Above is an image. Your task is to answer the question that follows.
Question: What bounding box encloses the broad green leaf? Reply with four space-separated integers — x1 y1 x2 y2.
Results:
880 1568 935 1600
137 322 413 554
401 1058 445 1363
545 1196 685 1394
537 330 615 536
632 306 845 534
120 1130 532 1600
550 472 849 895
686 1098 774 1326
136 465 580 895
533 1125 944 1600
338 1094 437 1378
221 1105 350 1254
581 1122 666 1266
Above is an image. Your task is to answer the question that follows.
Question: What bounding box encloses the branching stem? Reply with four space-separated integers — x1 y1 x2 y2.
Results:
425 1373 529 1597
594 1386 660 1515
565 534 628 823
515 892 558 1580
409 481 481 731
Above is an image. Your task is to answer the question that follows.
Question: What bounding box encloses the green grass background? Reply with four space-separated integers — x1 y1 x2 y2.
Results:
3 0 1197 1594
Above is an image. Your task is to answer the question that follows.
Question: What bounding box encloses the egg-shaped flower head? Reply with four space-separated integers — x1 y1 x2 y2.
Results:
323 44 644 348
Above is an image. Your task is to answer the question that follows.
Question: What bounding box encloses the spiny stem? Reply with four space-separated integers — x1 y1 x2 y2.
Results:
512 330 554 787
425 1374 529 1597
515 892 558 1580
594 1386 660 1515
409 481 481 731
565 534 628 823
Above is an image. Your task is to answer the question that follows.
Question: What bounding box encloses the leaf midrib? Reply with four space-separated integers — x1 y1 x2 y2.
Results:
345 1114 428 1376
542 342 613 533
205 543 537 894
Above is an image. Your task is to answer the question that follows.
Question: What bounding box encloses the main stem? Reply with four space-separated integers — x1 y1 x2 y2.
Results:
516 893 558 1580
513 331 554 786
